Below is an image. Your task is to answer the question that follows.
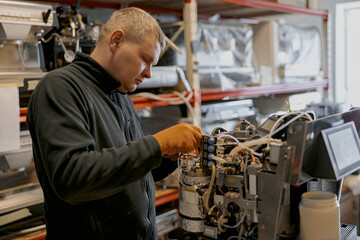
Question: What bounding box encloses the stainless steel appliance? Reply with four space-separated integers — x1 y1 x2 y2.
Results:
0 0 54 232
0 0 54 73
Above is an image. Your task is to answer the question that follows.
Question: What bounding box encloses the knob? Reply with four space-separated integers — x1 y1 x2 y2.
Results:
42 9 51 23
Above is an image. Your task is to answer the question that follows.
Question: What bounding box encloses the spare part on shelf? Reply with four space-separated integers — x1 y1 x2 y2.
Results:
178 108 360 239
159 19 259 90
253 20 322 85
306 102 350 118
137 66 180 90
156 209 179 237
201 99 257 135
197 21 259 90
278 22 322 81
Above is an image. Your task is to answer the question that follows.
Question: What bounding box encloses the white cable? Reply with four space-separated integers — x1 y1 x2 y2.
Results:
133 67 193 103
228 141 260 157
178 156 191 188
131 90 193 103
267 115 291 147
173 91 194 119
204 164 216 212
224 111 316 157
176 66 192 92
218 214 227 233
266 111 315 147
131 91 186 102
220 208 248 229
227 236 240 240
217 135 252 157
210 155 228 163
268 111 313 138
307 110 317 120
227 138 274 157
243 138 280 147
268 114 305 138
269 111 306 134
41 33 74 62
208 205 217 215
252 151 261 157
215 143 238 146
131 90 194 119
268 112 296 140
217 134 240 143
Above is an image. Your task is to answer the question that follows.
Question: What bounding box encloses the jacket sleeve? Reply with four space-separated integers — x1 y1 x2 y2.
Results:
27 73 162 205
151 157 178 182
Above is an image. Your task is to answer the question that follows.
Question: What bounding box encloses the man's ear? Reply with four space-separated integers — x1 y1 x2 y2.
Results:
109 29 125 53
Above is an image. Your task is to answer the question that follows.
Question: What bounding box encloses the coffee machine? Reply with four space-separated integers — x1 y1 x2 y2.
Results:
178 109 360 239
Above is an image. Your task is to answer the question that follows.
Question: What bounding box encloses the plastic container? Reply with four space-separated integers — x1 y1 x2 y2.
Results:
299 191 340 240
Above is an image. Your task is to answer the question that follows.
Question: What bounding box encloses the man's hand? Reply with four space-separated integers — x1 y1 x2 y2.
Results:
153 122 202 156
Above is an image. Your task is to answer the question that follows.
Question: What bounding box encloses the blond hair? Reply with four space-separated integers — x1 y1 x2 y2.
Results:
98 7 166 51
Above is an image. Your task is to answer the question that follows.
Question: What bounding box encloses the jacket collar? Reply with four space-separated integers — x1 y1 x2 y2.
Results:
72 52 122 94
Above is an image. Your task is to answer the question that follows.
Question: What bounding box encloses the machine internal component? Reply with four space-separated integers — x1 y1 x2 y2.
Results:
178 109 360 240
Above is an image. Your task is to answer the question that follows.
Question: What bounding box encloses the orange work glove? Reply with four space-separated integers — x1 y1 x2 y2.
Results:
153 122 202 156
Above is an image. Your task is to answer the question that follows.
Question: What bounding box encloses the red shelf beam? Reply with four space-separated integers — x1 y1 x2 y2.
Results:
130 92 194 109
155 189 179 207
201 80 328 102
19 80 328 122
214 0 328 20
20 108 27 123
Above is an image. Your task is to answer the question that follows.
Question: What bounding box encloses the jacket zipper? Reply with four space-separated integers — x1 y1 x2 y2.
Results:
109 92 130 141
88 211 104 240
144 174 151 239
111 93 152 238
125 119 131 141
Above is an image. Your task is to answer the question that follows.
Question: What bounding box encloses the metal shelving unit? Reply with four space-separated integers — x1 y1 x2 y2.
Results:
19 79 328 123
19 0 329 124
34 0 328 19
210 0 328 19
201 79 329 102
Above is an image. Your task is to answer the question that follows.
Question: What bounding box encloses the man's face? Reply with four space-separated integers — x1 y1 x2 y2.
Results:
110 33 161 93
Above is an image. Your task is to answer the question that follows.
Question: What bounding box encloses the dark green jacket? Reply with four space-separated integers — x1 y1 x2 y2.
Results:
26 53 177 240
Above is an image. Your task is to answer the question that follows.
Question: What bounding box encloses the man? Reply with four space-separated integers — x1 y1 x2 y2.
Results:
26 7 202 240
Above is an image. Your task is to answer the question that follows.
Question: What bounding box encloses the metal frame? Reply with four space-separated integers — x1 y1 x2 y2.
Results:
14 0 329 126
214 0 328 20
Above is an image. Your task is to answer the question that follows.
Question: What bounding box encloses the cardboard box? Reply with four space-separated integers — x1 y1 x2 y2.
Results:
253 21 280 85
278 0 307 7
264 0 307 8
308 0 321 9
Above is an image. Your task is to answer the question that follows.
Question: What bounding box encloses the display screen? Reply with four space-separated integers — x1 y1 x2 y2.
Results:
322 121 360 179
328 127 360 170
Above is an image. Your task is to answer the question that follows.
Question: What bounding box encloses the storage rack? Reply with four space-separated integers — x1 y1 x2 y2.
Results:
19 0 329 125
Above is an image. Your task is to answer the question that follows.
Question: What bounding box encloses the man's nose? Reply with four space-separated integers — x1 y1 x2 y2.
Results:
143 65 152 79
